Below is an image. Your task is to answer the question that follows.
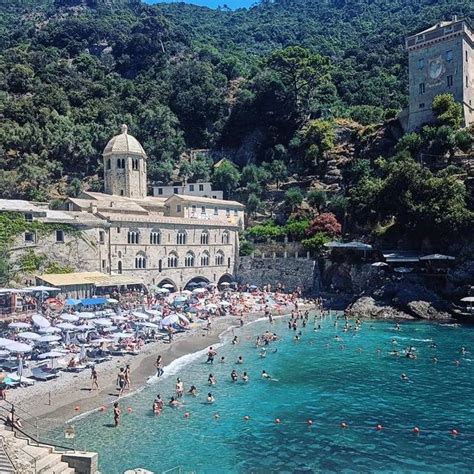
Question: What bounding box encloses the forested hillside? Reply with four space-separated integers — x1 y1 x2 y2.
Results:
0 0 473 248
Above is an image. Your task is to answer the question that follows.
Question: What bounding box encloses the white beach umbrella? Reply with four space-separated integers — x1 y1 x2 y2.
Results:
76 323 95 330
205 304 218 310
371 261 389 267
90 338 111 344
161 314 179 326
93 319 113 327
461 296 474 302
32 314 51 328
107 298 119 303
101 326 117 332
162 284 175 289
132 312 149 320
17 332 41 341
179 290 192 295
138 322 159 328
111 315 128 322
155 288 170 294
192 288 206 294
38 351 64 359
56 322 77 331
0 338 14 348
8 322 31 329
60 314 79 322
38 326 62 334
110 332 133 339
5 342 33 353
38 335 62 343
76 312 97 319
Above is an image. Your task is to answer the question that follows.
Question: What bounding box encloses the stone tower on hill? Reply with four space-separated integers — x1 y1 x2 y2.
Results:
103 124 147 199
406 17 474 131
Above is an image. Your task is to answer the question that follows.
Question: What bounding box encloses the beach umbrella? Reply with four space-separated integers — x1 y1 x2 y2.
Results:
394 267 413 273
56 322 76 331
110 332 133 339
155 288 170 294
186 282 198 287
132 312 149 320
419 254 455 261
192 288 206 294
5 342 33 353
138 322 159 329
180 290 192 296
76 312 97 319
371 262 389 267
65 299 81 306
161 314 180 326
38 326 62 334
17 332 41 341
38 334 61 343
174 296 187 303
8 322 31 329
90 338 111 344
38 351 63 359
206 303 218 310
162 284 175 289
76 323 95 331
220 282 230 286
107 298 119 303
0 338 14 348
93 319 113 327
112 315 128 322
60 314 79 322
32 314 51 328
101 326 117 332
144 310 162 317
461 296 474 302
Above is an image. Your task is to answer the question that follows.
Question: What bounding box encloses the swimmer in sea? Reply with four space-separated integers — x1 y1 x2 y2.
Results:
207 393 215 404
242 372 249 383
232 336 238 345
220 356 225 363
261 370 271 379
237 356 243 364
260 348 267 358
294 335 300 342
113 401 121 427
231 370 238 382
432 357 438 363
188 385 198 397
400 373 409 381
176 378 184 398
391 339 398 345
169 396 182 408
208 374 216 385
454 359 461 366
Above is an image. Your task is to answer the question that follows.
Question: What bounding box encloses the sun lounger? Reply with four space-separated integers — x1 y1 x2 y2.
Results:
5 374 35 386
64 364 88 373
31 366 60 381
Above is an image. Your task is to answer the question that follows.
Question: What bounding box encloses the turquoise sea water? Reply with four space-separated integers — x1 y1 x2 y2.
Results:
53 315 474 473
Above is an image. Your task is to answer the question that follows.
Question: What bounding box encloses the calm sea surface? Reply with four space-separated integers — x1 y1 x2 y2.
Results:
51 315 474 473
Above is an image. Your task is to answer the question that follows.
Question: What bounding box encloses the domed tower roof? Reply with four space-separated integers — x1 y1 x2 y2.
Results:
103 124 147 158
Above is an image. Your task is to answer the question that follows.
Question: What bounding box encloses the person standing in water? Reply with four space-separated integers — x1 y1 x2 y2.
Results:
113 402 121 427
117 368 126 397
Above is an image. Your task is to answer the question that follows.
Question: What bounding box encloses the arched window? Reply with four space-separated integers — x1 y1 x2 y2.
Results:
106 159 111 170
200 231 209 245
150 230 161 245
168 252 178 268
135 252 147 269
222 231 230 244
132 158 139 170
177 230 186 245
118 261 122 274
215 251 224 266
200 251 210 266
117 158 126 169
185 252 195 267
158 259 162 272
128 230 139 244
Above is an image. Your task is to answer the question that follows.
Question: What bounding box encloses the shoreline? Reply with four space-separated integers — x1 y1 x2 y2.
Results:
8 310 287 434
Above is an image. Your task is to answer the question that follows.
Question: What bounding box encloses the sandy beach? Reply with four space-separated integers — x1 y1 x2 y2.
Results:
7 312 270 435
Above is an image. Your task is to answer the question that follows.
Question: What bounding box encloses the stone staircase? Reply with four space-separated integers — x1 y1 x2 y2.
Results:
0 425 75 474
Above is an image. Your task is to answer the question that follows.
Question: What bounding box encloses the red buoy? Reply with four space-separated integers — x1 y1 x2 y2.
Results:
376 424 383 431
413 426 420 434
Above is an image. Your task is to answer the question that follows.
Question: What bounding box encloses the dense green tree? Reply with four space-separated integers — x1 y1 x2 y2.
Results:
307 189 326 210
212 161 241 199
246 193 262 216
284 187 304 211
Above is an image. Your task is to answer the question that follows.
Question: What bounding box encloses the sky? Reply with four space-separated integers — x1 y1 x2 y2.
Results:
149 0 259 9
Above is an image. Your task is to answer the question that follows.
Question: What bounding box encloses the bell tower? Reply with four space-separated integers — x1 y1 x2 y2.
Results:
102 124 148 199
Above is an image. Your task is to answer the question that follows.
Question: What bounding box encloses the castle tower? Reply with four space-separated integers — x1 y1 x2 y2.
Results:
406 17 474 131
103 124 148 199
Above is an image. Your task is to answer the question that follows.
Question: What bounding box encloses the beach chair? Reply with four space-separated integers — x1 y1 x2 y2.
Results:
31 365 60 381
5 374 35 386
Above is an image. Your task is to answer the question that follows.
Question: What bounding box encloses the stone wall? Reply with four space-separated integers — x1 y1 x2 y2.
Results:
236 256 317 293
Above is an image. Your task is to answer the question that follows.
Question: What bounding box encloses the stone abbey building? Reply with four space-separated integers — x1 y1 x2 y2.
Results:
1 126 244 293
405 17 473 131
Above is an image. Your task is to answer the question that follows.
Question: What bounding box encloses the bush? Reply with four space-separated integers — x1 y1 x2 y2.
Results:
302 232 330 254
246 221 285 241
284 187 304 210
246 193 262 215
239 240 254 256
306 212 341 237
307 189 326 210
283 218 310 241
